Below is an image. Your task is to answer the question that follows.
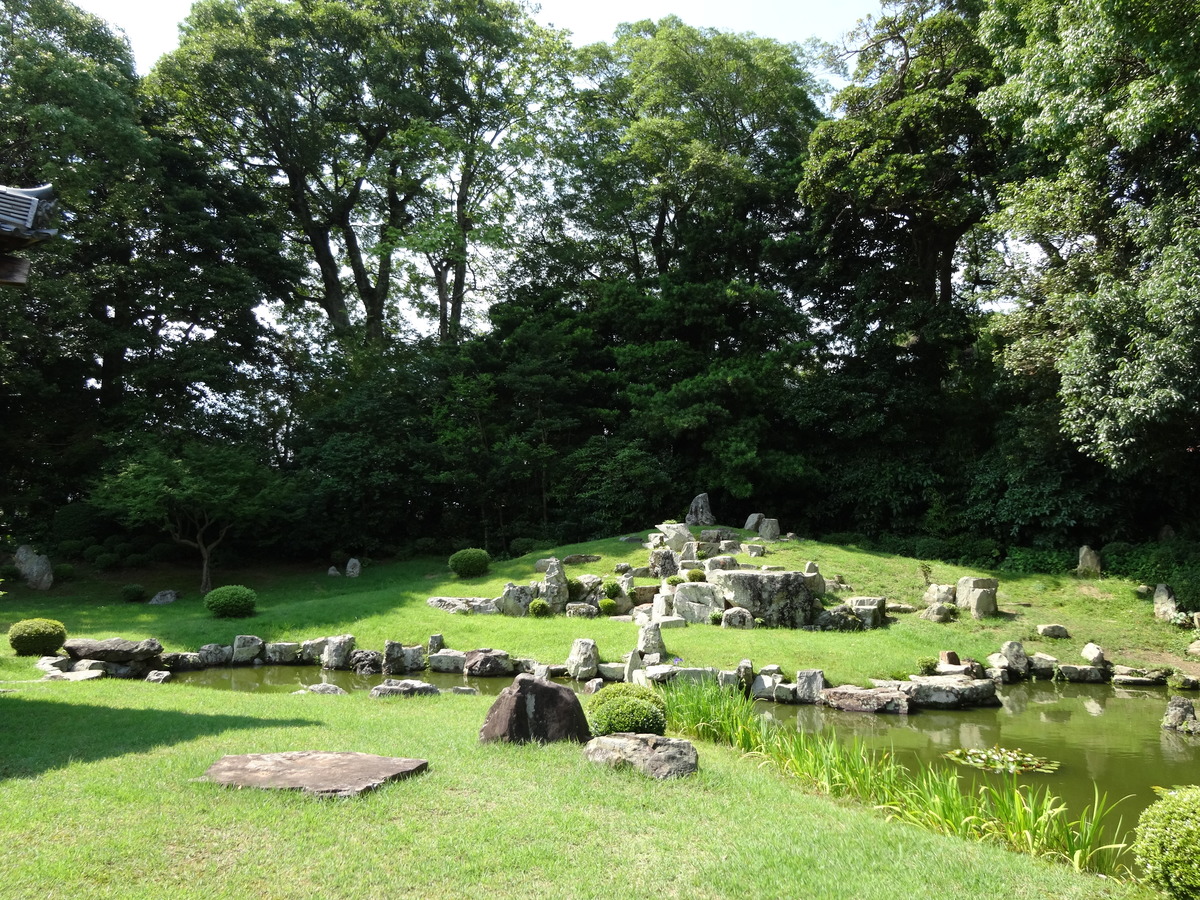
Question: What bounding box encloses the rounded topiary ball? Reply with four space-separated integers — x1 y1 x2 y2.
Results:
448 548 491 578
528 598 551 618
8 618 68 656
589 682 667 716
588 695 667 737
599 598 618 616
686 569 706 582
1133 785 1200 898
204 584 257 618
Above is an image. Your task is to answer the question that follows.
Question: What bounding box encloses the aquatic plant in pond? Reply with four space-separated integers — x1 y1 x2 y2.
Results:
662 679 1128 875
944 746 1061 775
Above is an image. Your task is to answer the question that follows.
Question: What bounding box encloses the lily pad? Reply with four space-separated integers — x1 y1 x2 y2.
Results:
944 745 1060 774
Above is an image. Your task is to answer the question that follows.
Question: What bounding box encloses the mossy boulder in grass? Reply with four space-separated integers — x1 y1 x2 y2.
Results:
448 548 490 578
8 618 67 656
1133 785 1200 899
204 585 257 618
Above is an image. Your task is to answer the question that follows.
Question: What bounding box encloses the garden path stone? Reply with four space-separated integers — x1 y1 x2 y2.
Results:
202 751 427 797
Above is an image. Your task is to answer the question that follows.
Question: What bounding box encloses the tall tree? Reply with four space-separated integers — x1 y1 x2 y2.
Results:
153 0 567 345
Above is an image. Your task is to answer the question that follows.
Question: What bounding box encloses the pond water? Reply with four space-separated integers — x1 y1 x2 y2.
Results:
175 665 1199 844
763 679 1200 846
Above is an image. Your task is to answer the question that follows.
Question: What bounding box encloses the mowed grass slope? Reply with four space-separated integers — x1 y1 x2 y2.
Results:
2 528 1194 685
0 679 1152 900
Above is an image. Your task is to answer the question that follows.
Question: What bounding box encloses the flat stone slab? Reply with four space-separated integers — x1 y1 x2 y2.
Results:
201 751 428 797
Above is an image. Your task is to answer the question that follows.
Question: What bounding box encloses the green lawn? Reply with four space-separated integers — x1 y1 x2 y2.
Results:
0 679 1152 900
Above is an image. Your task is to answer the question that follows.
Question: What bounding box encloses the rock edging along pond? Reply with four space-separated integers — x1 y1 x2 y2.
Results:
36 631 1177 715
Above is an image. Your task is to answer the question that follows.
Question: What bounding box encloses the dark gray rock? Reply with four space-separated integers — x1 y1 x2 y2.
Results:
562 554 602 565
463 648 515 678
583 734 698 779
349 649 383 675
202 751 427 797
14 545 53 590
148 590 178 606
383 641 426 675
63 637 163 663
478 674 591 745
370 679 439 698
159 652 205 671
1163 696 1200 734
685 493 717 527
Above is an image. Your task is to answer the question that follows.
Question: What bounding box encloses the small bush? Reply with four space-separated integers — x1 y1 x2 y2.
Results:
599 598 618 616
56 539 86 560
603 579 622 600
52 563 76 582
709 610 723 625
102 534 124 550
916 656 939 676
8 618 67 656
92 552 120 571
589 696 667 736
82 544 104 564
448 548 491 578
1133 785 1200 898
566 576 584 602
528 598 551 618
666 575 684 586
204 584 257 618
123 553 150 569
120 583 147 603
0 563 19 580
588 683 668 736
686 569 706 582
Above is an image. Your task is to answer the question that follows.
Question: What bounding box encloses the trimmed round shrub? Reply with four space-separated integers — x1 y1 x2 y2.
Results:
1133 785 1200 898
204 585 257 618
121 583 147 603
602 579 622 600
56 539 86 560
528 598 551 618
93 552 120 572
686 569 706 582
599 598 618 617
448 548 491 578
666 575 684 586
588 695 667 736
53 563 76 582
589 682 667 716
8 618 67 656
916 656 939 676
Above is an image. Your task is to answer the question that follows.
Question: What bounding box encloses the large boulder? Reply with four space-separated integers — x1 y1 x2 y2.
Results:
1163 696 1200 734
637 623 667 657
1000 640 1030 679
428 649 467 673
349 650 383 675
876 675 1001 710
232 635 264 664
685 494 717 527
541 559 570 613
721 606 754 629
63 637 163 662
479 674 591 744
199 643 233 666
757 518 781 541
382 641 426 675
264 642 301 665
818 685 909 714
1077 545 1101 576
649 547 680 579
847 596 886 629
320 634 355 669
656 523 693 553
565 638 599 680
956 577 998 619
495 582 534 617
464 648 515 678
671 582 724 624
584 734 698 779
1154 584 1178 622
14 545 53 590
744 513 765 531
706 570 817 628
922 584 956 606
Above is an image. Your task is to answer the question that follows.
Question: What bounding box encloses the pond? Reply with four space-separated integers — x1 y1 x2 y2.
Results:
764 679 1200 847
175 665 1199 845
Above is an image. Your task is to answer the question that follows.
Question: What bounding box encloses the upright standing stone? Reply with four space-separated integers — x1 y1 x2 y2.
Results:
479 674 591 744
1000 641 1031 679
1154 584 1178 621
685 494 717 527
637 623 667 657
649 547 679 579
757 518 781 541
14 545 53 590
565 639 599 680
345 558 362 578
541 559 569 613
321 634 356 669
744 513 764 531
656 524 692 553
1076 546 1101 576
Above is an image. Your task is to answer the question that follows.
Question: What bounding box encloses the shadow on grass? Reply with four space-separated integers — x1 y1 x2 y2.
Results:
0 695 318 780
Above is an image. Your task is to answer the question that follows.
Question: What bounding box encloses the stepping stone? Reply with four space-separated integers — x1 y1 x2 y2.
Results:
201 751 428 797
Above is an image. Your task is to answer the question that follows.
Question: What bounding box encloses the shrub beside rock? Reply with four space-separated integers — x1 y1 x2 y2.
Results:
528 598 551 618
1133 785 1200 899
587 683 667 736
448 548 491 578
8 618 68 656
204 585 257 618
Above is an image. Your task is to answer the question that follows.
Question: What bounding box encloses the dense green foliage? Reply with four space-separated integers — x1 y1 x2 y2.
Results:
527 598 551 619
4 0 1200 572
1132 786 1200 898
448 548 491 579
7 617 67 656
203 584 257 619
587 683 668 736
